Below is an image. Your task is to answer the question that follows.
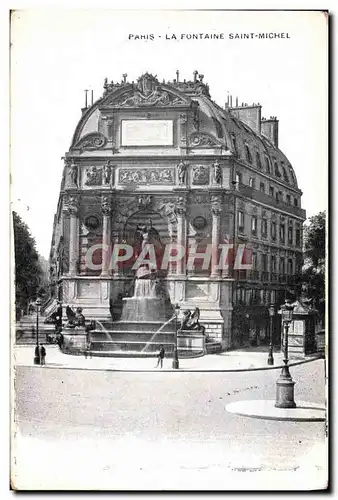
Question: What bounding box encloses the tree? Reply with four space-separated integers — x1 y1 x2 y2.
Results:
13 211 43 318
301 211 326 319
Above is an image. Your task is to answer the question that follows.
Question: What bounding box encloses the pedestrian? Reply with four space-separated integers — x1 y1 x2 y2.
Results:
84 340 92 359
155 345 165 368
34 344 40 365
39 344 46 366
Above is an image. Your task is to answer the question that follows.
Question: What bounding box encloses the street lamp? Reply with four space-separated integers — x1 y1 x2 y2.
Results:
34 297 42 365
172 303 180 369
275 299 296 408
267 304 275 365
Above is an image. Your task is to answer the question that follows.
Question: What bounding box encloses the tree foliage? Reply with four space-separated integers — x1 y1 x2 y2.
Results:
13 211 43 316
302 211 326 318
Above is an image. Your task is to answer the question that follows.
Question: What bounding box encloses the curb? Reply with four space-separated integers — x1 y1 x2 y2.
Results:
16 354 323 374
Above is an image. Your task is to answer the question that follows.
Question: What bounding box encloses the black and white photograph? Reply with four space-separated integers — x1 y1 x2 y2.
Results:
10 8 328 491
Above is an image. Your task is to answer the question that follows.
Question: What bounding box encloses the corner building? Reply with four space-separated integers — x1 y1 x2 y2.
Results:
49 72 306 350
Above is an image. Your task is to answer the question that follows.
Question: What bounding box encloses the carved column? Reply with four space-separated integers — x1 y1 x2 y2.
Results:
211 195 222 277
175 196 187 276
101 195 112 277
64 196 79 276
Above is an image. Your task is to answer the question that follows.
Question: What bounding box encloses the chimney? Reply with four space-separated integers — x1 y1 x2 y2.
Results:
229 103 262 134
261 117 279 147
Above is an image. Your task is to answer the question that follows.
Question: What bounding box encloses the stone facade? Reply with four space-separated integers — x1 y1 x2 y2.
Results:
48 72 305 350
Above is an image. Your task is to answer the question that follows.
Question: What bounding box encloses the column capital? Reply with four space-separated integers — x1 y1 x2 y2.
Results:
101 195 113 216
175 196 187 216
63 195 79 216
211 194 222 216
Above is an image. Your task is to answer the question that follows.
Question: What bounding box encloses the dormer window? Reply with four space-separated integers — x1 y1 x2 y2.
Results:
256 152 262 169
281 162 289 183
273 159 281 177
245 144 252 164
265 155 271 174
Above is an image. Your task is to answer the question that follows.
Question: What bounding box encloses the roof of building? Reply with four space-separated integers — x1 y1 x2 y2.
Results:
70 72 299 190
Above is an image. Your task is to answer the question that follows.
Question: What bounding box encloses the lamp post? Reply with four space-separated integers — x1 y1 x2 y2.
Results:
34 297 42 364
172 303 180 369
275 299 296 408
267 303 275 365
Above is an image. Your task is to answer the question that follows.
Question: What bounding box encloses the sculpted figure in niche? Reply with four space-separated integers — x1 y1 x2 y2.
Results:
69 161 78 186
177 160 187 185
103 161 112 185
213 159 222 184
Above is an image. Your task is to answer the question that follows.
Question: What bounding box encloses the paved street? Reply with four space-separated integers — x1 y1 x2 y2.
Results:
12 360 327 490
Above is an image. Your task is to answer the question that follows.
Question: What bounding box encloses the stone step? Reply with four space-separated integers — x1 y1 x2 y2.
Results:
94 321 175 333
90 331 175 343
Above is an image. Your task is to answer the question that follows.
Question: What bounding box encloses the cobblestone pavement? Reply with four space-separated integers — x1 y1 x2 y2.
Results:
12 360 327 490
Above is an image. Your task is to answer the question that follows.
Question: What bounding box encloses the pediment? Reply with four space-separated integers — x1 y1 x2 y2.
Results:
100 73 190 108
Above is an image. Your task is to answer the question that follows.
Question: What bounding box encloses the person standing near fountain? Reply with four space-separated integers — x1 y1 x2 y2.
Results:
155 345 165 368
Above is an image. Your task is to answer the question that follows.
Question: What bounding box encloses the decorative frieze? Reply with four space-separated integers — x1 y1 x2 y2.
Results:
85 166 102 186
119 168 174 185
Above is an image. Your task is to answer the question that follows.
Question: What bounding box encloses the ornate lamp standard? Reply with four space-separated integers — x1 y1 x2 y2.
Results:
172 303 180 369
267 303 275 365
275 299 296 408
33 297 42 364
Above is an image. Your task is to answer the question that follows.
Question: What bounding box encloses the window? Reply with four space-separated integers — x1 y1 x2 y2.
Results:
260 182 265 193
261 219 268 238
271 221 277 241
235 172 242 187
288 259 293 275
294 198 298 207
231 133 238 155
256 152 262 169
280 223 285 243
276 192 280 202
265 156 271 174
281 162 289 183
249 177 255 188
295 224 301 247
269 186 274 197
245 144 252 163
252 252 257 270
271 255 276 273
286 194 291 204
251 215 257 236
262 254 268 271
238 211 245 232
273 159 281 177
288 222 293 245
280 257 285 275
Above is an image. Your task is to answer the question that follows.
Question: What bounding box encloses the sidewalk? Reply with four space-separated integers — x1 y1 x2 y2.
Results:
13 345 322 372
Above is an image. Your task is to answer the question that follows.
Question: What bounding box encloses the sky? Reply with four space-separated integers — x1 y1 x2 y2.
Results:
10 9 328 258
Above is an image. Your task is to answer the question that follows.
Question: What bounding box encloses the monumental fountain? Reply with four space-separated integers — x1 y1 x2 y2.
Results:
58 222 207 358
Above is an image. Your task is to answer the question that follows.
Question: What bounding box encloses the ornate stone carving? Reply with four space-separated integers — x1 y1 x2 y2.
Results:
192 165 209 185
73 132 107 153
65 159 78 187
213 159 222 184
180 113 187 144
106 74 187 108
138 194 152 210
177 160 187 185
63 195 79 216
119 168 174 185
191 193 210 205
103 160 114 185
85 166 102 186
175 196 187 216
157 198 177 224
191 101 200 130
101 196 112 216
211 195 222 216
189 132 224 148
